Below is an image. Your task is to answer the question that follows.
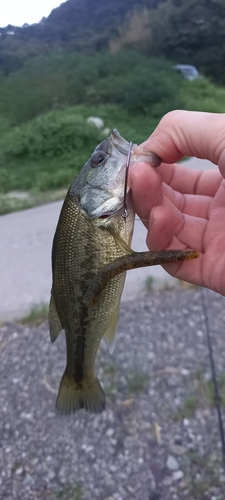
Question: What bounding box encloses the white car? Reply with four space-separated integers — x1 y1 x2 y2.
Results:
173 64 200 80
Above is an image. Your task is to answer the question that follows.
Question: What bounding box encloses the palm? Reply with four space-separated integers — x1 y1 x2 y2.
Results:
131 162 225 295
199 184 225 294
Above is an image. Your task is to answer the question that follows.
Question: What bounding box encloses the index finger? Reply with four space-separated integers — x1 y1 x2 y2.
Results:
157 161 222 197
140 110 225 178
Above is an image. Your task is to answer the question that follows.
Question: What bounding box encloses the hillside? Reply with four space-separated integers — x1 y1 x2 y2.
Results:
0 0 225 82
0 0 164 75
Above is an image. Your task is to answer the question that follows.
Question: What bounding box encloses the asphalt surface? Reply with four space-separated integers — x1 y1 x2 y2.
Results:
0 158 216 321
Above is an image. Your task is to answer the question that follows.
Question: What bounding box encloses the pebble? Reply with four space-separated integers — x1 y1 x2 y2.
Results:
106 428 114 437
48 470 55 480
166 456 179 471
180 369 189 376
172 470 184 481
15 467 23 476
170 444 186 456
1 291 225 499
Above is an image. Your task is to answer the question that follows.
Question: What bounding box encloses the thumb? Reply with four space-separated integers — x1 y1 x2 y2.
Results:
140 110 225 172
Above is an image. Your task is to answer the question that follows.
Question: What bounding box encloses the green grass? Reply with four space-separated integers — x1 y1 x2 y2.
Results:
127 370 148 394
103 364 117 376
173 395 198 420
0 189 66 215
20 304 49 326
184 451 221 499
145 275 154 290
173 370 225 421
53 486 82 500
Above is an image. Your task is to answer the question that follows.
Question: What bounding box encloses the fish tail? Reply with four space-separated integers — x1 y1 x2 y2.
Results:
56 372 106 414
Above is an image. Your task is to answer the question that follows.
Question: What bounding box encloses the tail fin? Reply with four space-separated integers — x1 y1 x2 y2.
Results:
56 372 106 414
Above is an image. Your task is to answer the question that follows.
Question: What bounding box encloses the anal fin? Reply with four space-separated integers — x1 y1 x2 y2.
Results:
104 304 120 354
48 291 62 343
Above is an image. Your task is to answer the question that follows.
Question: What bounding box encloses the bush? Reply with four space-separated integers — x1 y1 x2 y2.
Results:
0 110 102 159
91 58 183 116
120 64 182 116
180 78 225 114
0 104 159 193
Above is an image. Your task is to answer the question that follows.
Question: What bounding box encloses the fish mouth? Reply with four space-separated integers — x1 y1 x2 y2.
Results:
110 129 131 156
99 205 123 219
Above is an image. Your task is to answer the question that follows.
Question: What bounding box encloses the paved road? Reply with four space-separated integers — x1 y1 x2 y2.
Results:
0 158 216 321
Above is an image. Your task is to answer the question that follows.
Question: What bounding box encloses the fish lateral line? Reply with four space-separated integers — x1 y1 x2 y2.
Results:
83 249 200 307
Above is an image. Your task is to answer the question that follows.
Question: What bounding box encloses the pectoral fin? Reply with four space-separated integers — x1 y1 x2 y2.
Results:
48 291 63 343
107 227 134 255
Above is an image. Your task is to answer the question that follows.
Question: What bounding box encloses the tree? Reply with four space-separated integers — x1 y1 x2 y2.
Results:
149 0 225 83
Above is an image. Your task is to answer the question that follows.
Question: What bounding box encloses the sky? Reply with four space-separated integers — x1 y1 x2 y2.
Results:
0 0 63 28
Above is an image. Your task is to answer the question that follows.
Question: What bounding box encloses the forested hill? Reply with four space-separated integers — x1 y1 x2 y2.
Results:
0 0 165 74
0 0 225 83
0 0 163 50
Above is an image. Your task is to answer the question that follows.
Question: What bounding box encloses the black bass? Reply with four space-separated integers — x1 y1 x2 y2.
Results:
49 129 199 414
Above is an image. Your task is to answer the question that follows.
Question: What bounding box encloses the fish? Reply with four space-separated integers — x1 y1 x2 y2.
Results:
49 129 199 414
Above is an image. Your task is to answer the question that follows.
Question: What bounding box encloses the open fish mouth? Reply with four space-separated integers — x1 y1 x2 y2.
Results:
99 204 124 219
110 129 130 155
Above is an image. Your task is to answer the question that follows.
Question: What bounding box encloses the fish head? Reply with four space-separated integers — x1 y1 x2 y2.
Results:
71 129 160 219
71 129 131 218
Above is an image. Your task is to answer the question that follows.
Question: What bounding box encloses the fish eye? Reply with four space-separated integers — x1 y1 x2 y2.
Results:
91 151 107 167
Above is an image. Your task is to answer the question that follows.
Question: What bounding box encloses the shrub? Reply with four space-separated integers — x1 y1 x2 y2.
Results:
180 78 225 114
0 110 102 159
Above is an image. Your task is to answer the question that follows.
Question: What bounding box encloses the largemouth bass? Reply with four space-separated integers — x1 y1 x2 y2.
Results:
49 129 199 414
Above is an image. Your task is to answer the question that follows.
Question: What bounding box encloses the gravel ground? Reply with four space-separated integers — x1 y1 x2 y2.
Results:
1 288 225 500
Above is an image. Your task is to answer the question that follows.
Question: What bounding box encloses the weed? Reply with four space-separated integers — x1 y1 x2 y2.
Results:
53 485 82 500
127 370 148 394
173 370 225 421
183 395 198 416
173 395 197 421
145 275 154 290
184 450 221 498
103 364 117 376
20 304 49 326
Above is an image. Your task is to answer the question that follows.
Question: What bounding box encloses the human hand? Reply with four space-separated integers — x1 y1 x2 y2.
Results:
130 110 225 295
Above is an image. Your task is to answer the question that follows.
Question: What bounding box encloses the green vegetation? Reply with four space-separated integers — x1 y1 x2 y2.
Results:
127 370 148 394
0 52 181 124
1 0 225 83
174 370 225 421
150 0 225 84
0 50 225 201
145 275 155 290
184 451 221 499
20 304 49 326
0 189 66 216
52 485 82 500
0 0 225 207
